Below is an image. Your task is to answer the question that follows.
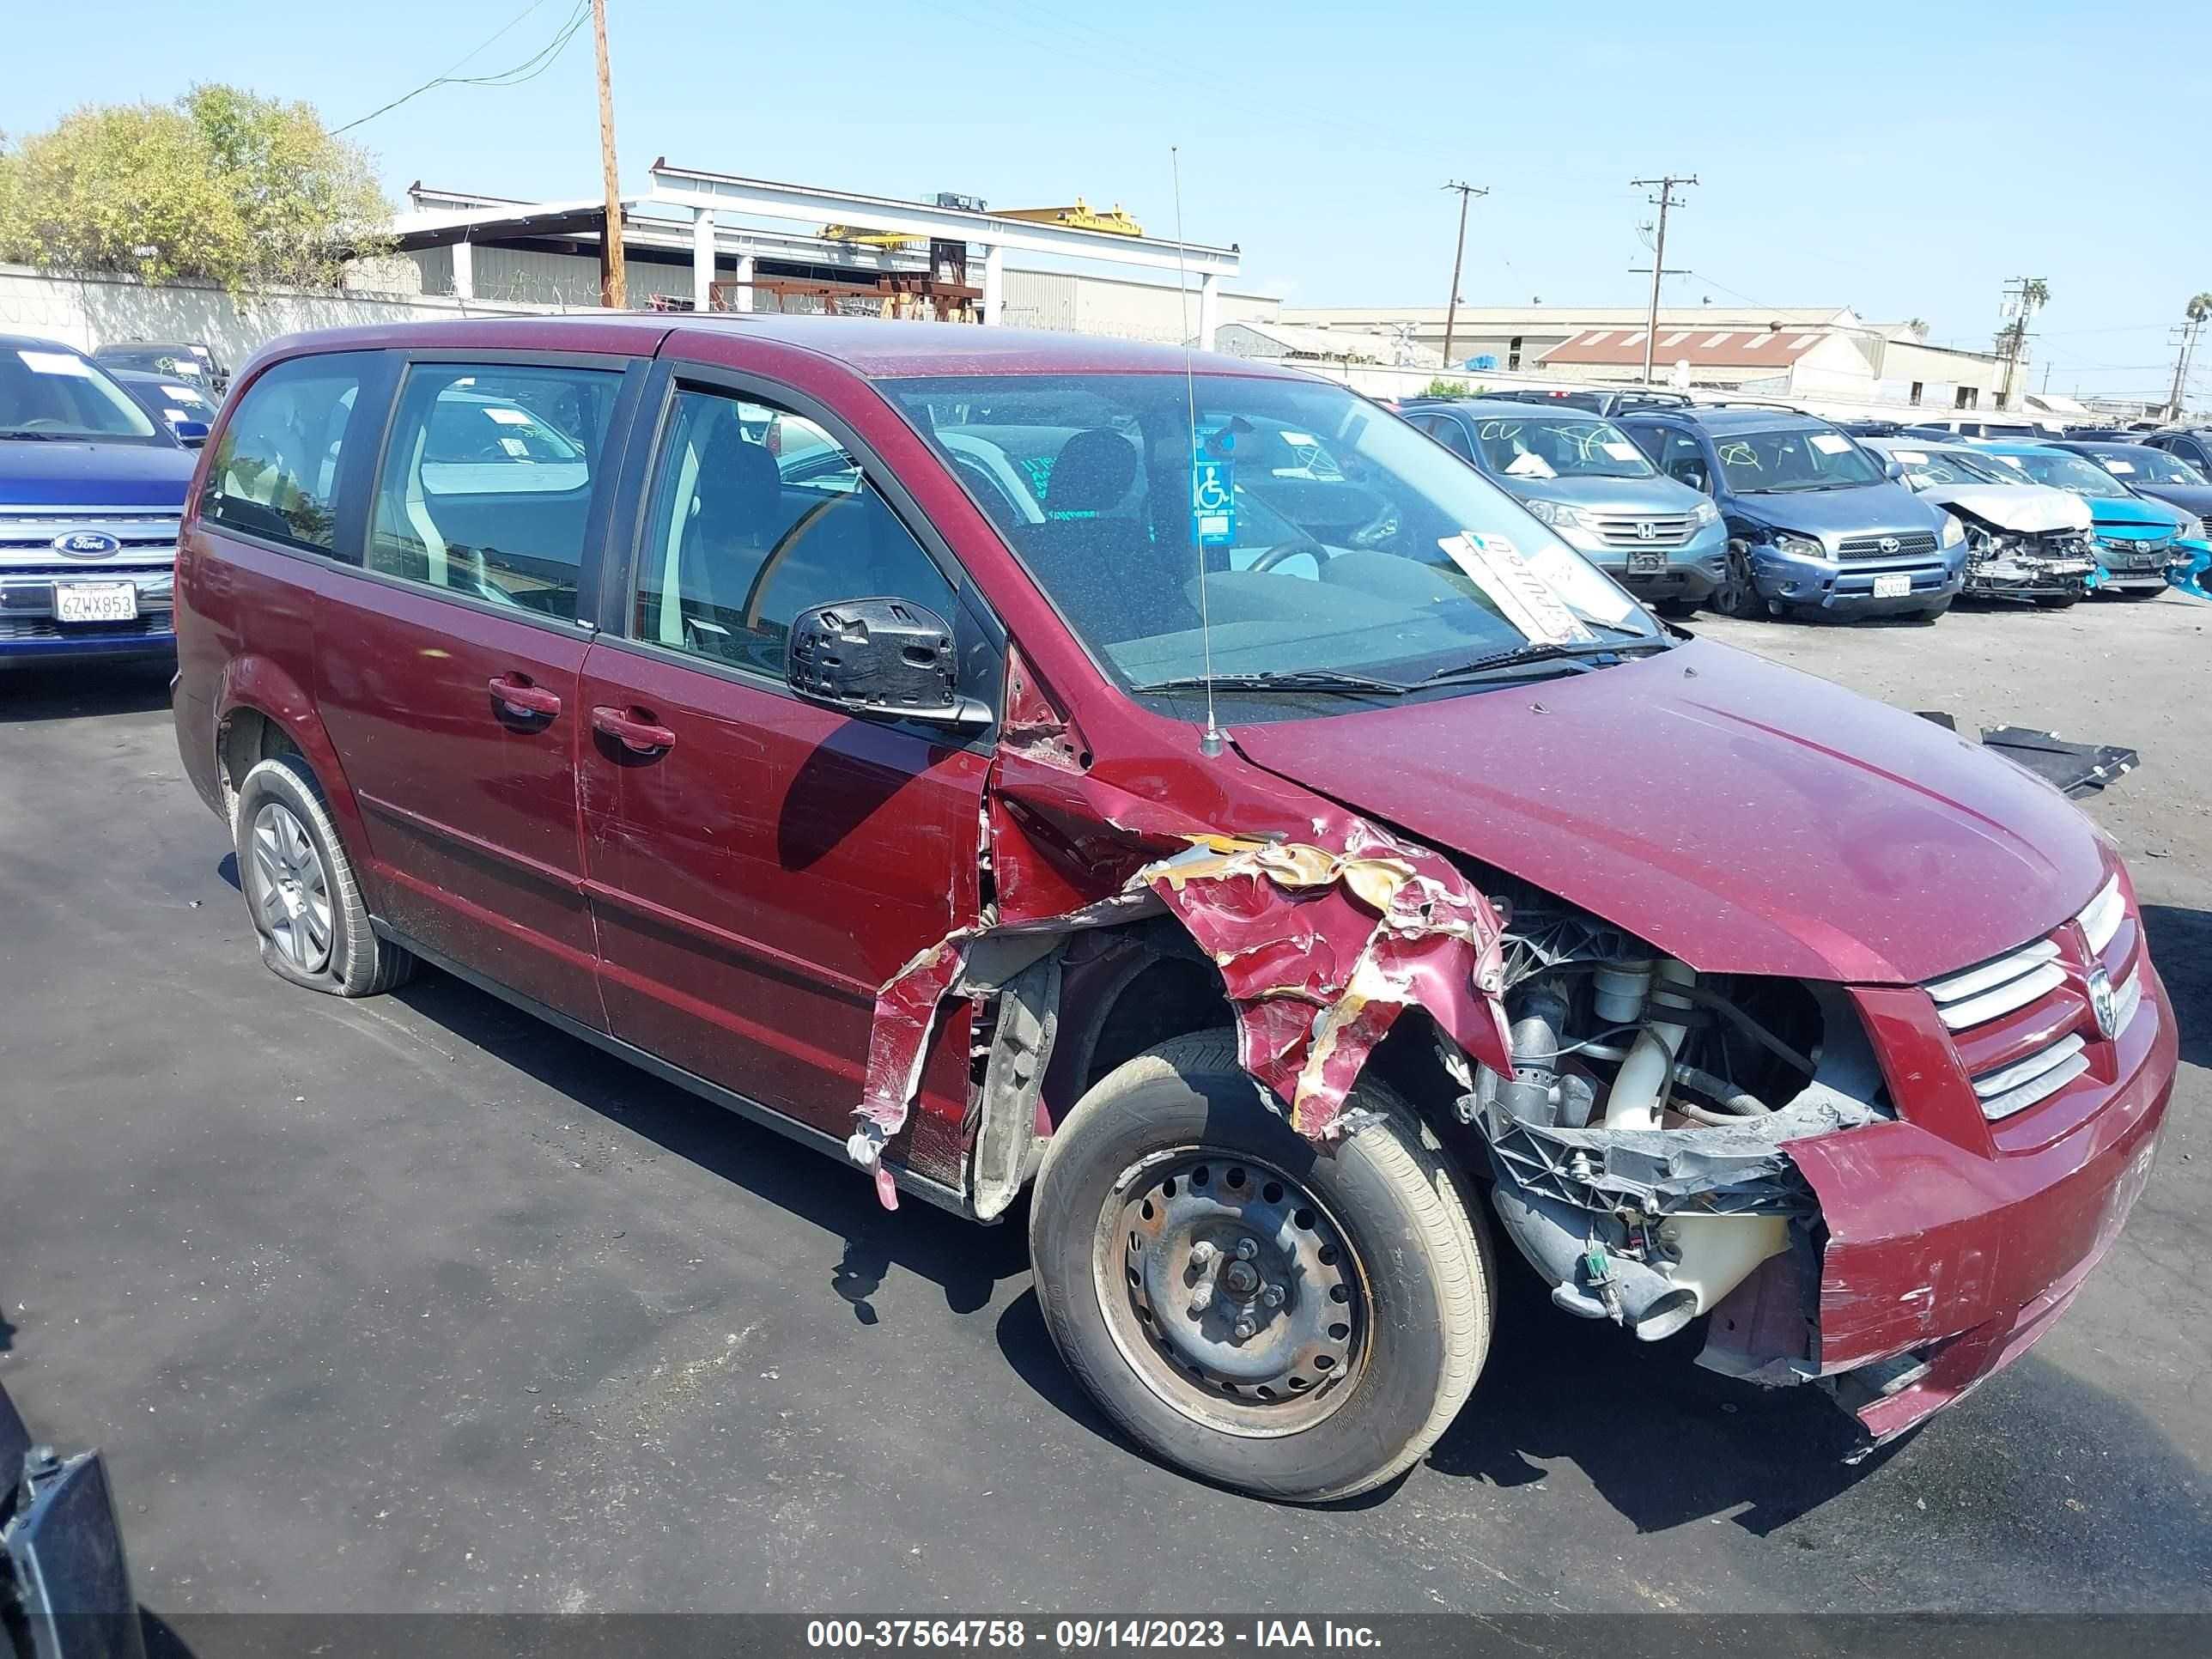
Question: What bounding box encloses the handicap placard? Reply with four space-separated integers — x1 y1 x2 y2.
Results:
1192 453 1236 548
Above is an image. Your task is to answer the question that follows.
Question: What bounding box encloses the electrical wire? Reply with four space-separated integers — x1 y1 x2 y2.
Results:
335 0 589 134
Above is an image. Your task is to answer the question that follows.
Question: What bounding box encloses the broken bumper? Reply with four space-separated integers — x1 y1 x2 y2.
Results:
1787 965 2177 1445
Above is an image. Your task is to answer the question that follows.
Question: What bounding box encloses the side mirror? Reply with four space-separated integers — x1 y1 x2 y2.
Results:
172 418 210 446
786 597 990 732
1883 459 1906 481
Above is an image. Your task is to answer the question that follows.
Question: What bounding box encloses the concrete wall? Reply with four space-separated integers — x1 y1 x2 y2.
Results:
0 264 603 368
1000 268 1278 342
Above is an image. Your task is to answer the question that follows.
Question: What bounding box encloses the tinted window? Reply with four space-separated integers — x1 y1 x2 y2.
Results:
1427 416 1477 463
1646 430 1712 492
634 387 956 679
368 362 620 620
204 354 372 550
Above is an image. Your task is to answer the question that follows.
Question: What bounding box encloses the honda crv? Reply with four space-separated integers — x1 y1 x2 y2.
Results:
173 318 2175 1502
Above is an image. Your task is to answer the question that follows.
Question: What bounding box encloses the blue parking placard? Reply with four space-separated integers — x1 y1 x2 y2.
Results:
1193 454 1236 547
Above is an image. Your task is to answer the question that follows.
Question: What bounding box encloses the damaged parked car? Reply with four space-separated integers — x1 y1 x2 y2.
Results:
1863 438 2097 605
1971 441 2205 597
173 319 2176 1502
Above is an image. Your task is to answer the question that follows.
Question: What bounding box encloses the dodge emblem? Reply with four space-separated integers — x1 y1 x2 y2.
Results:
2087 965 2119 1041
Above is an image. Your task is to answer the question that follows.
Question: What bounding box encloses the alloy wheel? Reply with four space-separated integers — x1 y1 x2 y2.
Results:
246 800 334 973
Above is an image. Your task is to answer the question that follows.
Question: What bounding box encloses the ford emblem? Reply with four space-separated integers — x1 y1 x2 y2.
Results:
53 530 121 557
2087 965 2119 1041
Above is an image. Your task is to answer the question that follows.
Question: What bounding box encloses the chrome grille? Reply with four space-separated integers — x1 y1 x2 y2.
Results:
1838 530 1939 559
1924 938 2063 1030
1593 514 1695 550
0 503 181 567
1927 875 2144 1123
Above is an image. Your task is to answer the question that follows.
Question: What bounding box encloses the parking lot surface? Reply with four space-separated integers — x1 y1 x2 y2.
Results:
2 595 2208 1617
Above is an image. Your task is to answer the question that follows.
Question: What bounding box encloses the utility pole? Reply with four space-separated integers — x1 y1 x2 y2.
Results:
1628 175 1697 385
2166 319 2202 422
592 0 627 310
1439 182 1488 373
1995 276 2046 410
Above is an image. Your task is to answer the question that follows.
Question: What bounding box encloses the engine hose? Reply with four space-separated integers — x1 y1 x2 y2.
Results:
1575 1044 1771 1121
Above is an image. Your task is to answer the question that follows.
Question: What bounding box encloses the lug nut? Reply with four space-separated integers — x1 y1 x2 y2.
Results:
1233 1238 1259 1261
1261 1285 1284 1309
1232 1318 1256 1340
1188 1283 1212 1313
1188 1240 1218 1270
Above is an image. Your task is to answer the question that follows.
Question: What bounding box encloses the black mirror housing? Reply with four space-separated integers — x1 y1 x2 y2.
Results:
786 597 989 732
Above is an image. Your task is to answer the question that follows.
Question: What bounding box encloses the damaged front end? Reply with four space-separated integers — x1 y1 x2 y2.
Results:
1449 890 1883 1376
1954 514 2100 602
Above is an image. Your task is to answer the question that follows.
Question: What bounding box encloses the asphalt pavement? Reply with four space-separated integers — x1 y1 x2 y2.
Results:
0 594 2207 1620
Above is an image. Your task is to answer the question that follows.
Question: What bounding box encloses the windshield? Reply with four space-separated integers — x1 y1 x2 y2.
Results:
2097 447 2206 486
2000 450 2135 499
1886 446 2014 488
1465 412 1656 480
881 373 1660 696
0 345 163 442
1712 427 1882 492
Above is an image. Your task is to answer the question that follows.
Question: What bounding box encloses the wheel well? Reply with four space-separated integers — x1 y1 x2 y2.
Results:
1079 946 1233 1095
216 708 304 816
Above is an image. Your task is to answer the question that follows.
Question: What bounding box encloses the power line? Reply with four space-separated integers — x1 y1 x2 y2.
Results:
335 0 588 134
1438 182 1489 371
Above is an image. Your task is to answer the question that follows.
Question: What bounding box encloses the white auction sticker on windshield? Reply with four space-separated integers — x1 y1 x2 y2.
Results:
18 349 94 377
1809 433 1852 454
1601 441 1642 461
1995 453 2025 470
2104 459 2135 473
483 406 532 426
1279 430 1319 447
1894 449 1929 464
1439 532 1597 646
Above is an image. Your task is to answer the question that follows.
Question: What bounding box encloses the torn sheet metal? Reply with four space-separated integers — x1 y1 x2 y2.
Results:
1916 712 2139 799
848 698 1516 1206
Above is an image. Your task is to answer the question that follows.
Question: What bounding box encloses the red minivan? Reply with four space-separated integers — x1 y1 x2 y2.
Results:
173 317 2175 1501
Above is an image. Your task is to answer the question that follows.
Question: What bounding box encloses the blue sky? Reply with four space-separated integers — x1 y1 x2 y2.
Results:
11 1 2209 400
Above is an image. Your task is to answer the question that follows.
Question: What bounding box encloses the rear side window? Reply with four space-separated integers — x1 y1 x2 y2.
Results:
204 354 372 550
633 386 954 679
368 362 621 621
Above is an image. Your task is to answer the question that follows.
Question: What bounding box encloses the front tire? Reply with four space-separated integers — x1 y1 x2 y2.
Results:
234 757 414 998
1711 544 1764 619
1029 1032 1493 1502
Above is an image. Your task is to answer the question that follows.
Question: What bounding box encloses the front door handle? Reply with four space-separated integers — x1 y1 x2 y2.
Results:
489 673 562 720
592 704 678 756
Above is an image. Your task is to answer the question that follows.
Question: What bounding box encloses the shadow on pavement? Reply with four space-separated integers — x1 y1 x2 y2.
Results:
386 969 1028 1320
2140 903 2211 1070
0 661 174 723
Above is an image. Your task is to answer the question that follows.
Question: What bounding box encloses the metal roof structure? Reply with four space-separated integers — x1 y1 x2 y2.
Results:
1540 325 1833 368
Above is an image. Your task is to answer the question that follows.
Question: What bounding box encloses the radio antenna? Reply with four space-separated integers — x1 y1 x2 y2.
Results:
1171 145 1225 758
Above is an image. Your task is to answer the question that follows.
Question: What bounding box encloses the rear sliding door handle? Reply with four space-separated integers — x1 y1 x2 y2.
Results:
591 705 678 756
489 673 562 720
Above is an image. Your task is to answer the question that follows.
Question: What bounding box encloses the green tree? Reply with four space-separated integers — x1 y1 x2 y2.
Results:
2187 292 2212 326
0 85 389 291
1425 378 1473 398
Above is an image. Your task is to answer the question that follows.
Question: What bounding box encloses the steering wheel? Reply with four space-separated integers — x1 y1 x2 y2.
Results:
1249 538 1332 574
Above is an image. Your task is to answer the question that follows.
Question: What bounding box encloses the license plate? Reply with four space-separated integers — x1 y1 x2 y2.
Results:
1872 573 1911 599
54 582 138 623
1626 550 1667 574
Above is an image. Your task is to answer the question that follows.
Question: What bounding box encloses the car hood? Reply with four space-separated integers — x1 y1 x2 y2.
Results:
0 438 197 507
1921 483 2090 533
2123 480 2212 523
2084 492 2185 534
1728 478 1942 542
1231 638 2104 984
1504 474 1706 514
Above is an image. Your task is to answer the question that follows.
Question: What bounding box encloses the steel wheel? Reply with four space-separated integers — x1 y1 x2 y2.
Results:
246 799 333 973
1095 1148 1366 1437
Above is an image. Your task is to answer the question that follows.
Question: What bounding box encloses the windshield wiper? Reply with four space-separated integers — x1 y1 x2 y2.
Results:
0 429 62 441
1130 668 1411 696
1419 635 1668 686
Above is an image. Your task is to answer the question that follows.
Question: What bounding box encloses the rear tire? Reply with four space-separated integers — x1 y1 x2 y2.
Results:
1029 1032 1493 1503
234 757 414 998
